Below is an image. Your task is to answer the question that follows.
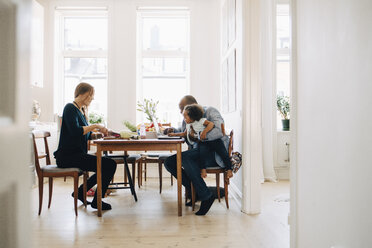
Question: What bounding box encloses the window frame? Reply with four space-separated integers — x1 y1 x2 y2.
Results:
55 10 108 116
136 9 190 124
274 1 291 129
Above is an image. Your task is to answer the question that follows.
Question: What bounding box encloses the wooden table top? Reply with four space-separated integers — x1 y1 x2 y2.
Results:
93 138 185 145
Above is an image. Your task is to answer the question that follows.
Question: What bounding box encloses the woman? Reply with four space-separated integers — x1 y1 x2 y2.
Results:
54 82 117 210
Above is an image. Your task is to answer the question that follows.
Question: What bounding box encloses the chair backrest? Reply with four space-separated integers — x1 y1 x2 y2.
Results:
228 130 234 156
56 115 62 132
144 122 171 126
221 122 233 155
221 123 226 136
161 123 171 127
31 130 51 176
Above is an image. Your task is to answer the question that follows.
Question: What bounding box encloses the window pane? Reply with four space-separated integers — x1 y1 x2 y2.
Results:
277 61 290 97
277 4 290 49
64 57 107 75
64 58 107 118
142 58 188 77
139 12 189 127
142 17 188 51
64 17 107 50
142 78 187 126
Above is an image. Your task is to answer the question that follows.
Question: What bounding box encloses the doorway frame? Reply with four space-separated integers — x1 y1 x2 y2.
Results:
241 0 298 247
289 0 297 246
241 0 263 215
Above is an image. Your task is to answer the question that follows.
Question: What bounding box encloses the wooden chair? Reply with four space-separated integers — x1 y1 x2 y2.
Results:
106 153 140 186
137 153 173 193
137 123 174 193
32 130 88 216
190 129 234 210
93 140 139 189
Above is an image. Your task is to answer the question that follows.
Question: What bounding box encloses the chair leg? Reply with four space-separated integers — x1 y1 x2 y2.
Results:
124 163 128 184
73 174 78 216
137 161 142 188
158 162 163 194
224 172 229 209
171 175 173 186
185 187 189 206
144 163 147 182
38 176 43 215
191 183 196 211
48 177 53 209
132 162 136 187
216 173 221 202
64 176 66 182
83 172 88 208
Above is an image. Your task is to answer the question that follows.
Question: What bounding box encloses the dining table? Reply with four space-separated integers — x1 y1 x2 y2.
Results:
93 138 185 217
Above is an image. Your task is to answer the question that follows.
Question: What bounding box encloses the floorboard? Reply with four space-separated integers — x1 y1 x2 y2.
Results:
31 169 289 248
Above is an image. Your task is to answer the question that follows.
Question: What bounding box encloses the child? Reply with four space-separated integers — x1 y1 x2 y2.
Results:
169 104 233 179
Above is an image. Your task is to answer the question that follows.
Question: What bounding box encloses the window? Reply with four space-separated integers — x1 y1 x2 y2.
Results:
137 10 190 126
276 3 290 129
55 10 108 120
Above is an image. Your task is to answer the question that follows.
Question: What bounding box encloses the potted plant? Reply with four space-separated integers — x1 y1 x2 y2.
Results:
277 95 290 131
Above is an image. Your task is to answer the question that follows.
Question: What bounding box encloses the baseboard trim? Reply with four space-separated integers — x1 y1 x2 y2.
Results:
264 176 278 182
274 166 290 180
229 181 242 210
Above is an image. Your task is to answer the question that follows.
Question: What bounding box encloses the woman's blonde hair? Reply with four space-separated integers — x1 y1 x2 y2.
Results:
74 82 94 98
74 82 94 120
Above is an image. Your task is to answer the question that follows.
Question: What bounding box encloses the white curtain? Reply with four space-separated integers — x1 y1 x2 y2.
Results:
260 0 277 182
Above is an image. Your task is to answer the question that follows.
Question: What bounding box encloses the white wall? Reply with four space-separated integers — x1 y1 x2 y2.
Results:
31 0 53 122
275 131 290 180
220 0 244 199
189 0 220 109
294 0 372 246
32 0 221 132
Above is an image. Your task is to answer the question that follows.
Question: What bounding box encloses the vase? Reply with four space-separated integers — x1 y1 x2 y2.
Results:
282 119 290 131
31 100 41 121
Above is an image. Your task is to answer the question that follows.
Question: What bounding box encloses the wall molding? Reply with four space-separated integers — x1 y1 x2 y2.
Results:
229 181 242 210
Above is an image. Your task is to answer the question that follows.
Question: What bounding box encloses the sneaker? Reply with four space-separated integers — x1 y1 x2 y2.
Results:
195 195 215 216
71 192 91 205
91 200 112 210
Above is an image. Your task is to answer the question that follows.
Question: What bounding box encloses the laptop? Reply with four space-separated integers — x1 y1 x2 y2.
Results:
152 116 182 140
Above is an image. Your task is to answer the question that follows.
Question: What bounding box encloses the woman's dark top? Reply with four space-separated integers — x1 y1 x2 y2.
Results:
54 103 91 160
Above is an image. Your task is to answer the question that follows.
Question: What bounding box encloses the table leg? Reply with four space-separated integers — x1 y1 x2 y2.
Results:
96 146 102 217
177 143 182 216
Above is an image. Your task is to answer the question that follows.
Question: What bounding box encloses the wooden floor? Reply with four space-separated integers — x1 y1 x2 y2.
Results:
31 167 289 248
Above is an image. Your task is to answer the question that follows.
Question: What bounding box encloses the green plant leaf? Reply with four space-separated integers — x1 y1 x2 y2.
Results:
276 95 290 120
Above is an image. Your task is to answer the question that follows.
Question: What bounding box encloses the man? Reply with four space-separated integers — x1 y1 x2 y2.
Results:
164 95 229 215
